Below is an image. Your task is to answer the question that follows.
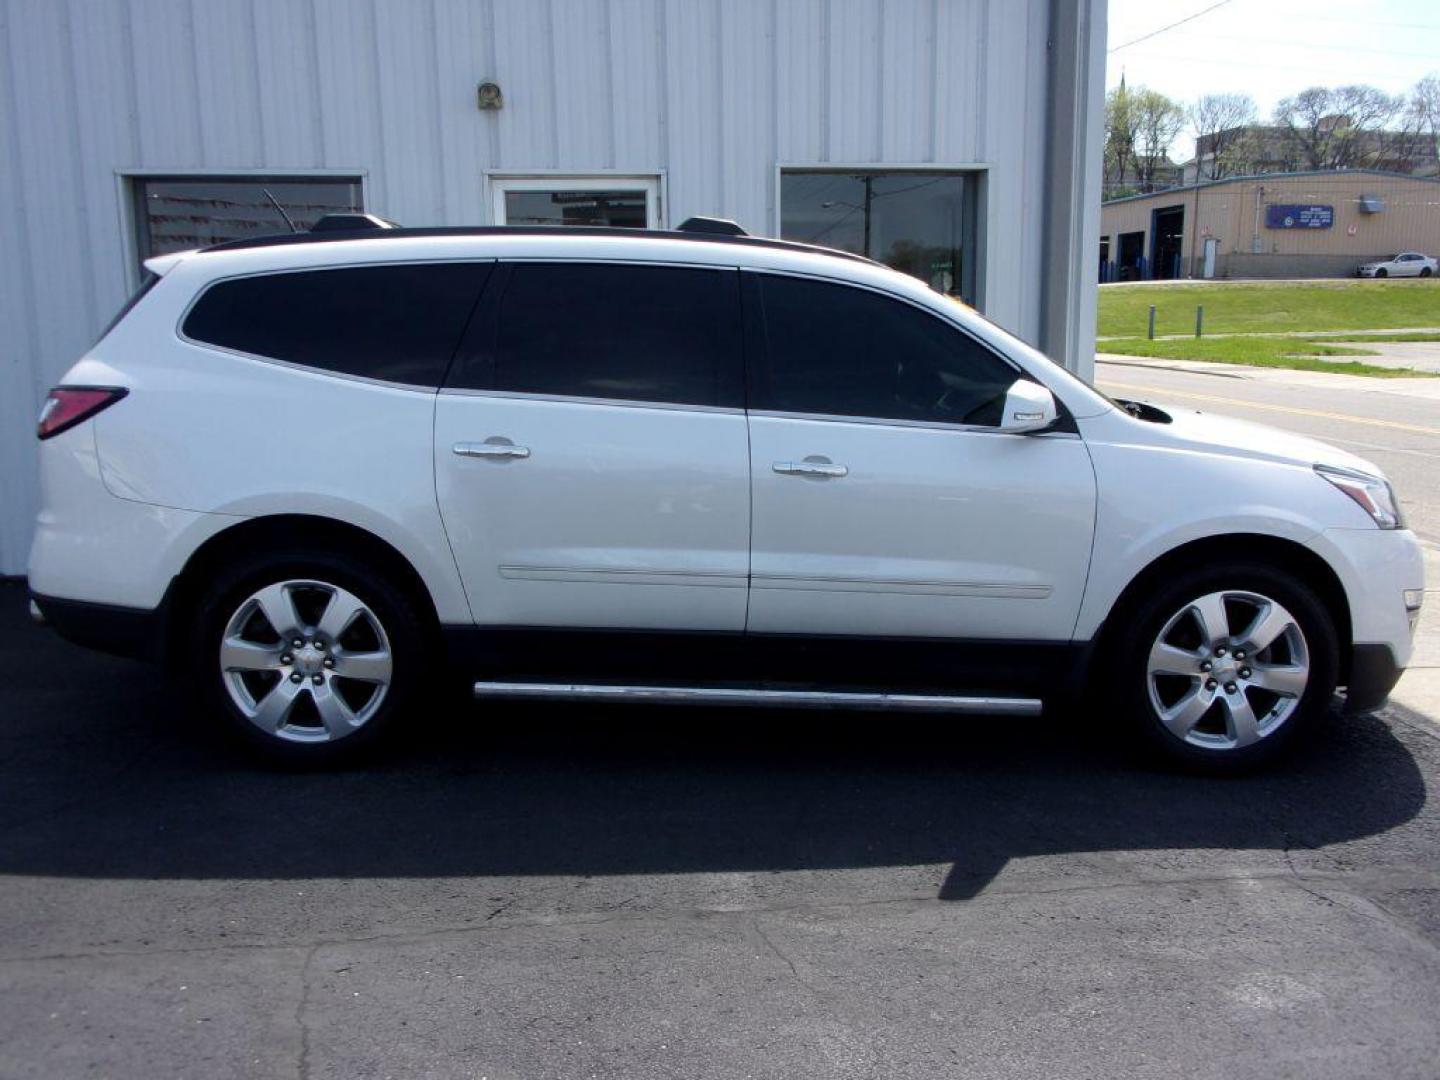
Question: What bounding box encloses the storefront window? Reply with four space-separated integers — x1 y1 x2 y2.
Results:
779 170 980 305
130 175 363 269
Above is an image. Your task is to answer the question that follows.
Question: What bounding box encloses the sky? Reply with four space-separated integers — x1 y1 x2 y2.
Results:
1106 0 1440 161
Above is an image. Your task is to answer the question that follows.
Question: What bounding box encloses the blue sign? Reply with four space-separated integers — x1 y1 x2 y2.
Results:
1266 204 1334 229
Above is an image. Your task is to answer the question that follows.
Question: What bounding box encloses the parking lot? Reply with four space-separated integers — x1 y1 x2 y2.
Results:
2 588 1439 1078
3 361 1440 1079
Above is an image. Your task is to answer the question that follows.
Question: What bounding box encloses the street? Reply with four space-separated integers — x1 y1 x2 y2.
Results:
1096 354 1440 544
1 361 1439 1079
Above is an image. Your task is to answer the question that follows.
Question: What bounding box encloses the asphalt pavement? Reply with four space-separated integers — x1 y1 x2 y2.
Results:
2 361 1440 1078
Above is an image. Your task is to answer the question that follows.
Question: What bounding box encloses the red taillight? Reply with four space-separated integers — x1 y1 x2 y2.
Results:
36 387 128 440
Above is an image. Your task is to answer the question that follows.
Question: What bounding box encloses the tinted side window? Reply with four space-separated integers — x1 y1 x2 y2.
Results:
183 263 490 386
751 274 1017 426
485 263 740 407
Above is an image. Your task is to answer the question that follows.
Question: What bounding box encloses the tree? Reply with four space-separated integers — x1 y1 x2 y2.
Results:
1273 84 1404 169
1133 88 1185 192
1104 82 1141 195
1189 93 1258 180
1394 74 1440 173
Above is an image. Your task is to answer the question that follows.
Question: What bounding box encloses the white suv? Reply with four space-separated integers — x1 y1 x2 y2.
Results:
28 221 1424 770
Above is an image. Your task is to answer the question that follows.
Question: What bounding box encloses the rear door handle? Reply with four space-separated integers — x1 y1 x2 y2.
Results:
773 460 848 478
454 440 530 460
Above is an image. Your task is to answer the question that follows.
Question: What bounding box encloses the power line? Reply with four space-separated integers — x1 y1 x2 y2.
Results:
1109 0 1235 53
1172 32 1440 62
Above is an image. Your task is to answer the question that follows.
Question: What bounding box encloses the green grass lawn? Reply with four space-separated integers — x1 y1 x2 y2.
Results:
1100 335 1436 378
1098 279 1440 338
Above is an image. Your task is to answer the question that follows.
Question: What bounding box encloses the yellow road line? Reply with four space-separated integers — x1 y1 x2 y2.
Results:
1099 379 1440 437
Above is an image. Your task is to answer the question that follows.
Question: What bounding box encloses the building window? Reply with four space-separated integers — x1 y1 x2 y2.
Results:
778 170 981 305
490 175 662 229
130 174 363 270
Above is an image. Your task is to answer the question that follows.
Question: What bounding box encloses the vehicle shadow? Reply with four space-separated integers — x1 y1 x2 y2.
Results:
0 585 1427 900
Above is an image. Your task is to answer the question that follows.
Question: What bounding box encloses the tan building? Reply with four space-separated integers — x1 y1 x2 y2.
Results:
1099 169 1440 281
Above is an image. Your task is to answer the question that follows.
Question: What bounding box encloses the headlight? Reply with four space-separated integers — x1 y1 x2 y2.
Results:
1315 465 1405 529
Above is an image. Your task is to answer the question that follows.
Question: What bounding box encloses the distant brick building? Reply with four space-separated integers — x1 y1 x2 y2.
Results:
1100 169 1440 281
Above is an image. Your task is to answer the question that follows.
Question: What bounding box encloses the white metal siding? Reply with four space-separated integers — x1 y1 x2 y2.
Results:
0 0 1079 575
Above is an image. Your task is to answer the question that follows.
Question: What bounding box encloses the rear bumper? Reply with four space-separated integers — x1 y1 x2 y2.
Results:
29 590 167 663
1343 643 1403 714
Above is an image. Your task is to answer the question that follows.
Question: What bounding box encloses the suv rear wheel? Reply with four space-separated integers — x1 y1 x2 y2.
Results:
192 550 424 763
1113 562 1339 772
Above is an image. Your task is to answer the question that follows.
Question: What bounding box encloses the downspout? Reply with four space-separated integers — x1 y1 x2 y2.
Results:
1039 0 1107 379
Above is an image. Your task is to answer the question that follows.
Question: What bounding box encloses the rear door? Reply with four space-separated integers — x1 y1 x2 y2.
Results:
434 260 750 631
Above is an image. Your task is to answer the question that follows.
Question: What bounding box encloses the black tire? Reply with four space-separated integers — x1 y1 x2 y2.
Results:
1421 267 1433 278
1110 561 1339 774
1375 268 1388 278
189 547 427 766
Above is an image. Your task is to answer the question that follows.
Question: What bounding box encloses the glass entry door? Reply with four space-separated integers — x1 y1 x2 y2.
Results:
491 175 661 229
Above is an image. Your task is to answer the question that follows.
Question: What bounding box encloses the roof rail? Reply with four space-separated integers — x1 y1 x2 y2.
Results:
676 216 746 236
310 212 398 233
199 223 882 267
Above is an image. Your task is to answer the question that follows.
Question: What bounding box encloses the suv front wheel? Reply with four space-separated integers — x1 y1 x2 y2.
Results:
192 550 424 763
1114 562 1339 772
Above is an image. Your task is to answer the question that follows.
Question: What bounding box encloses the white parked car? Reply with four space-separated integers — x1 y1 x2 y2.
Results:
1358 252 1436 278
28 219 1424 771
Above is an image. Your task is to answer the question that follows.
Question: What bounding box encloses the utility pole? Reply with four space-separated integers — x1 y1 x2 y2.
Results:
861 175 873 259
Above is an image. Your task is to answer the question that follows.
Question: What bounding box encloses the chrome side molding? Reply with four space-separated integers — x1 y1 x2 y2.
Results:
473 681 1042 715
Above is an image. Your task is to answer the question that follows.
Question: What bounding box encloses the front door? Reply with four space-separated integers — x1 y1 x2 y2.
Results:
742 271 1096 642
435 261 749 631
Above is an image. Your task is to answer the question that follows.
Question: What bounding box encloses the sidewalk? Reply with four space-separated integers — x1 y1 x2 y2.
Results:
1098 326 1440 341
1096 353 1440 400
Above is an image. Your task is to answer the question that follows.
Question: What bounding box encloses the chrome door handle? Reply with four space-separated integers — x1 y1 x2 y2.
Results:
773 460 848 478
453 440 530 459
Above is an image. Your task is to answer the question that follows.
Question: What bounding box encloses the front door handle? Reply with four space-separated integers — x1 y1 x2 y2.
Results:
773 460 848 478
454 440 530 460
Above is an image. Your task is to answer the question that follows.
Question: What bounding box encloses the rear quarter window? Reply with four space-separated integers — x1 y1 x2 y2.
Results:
182 262 491 387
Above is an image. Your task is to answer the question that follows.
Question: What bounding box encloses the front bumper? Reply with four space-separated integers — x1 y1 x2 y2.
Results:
1305 526 1423 713
1344 643 1404 713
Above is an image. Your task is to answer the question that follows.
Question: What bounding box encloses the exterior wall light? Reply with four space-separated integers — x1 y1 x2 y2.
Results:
477 81 503 110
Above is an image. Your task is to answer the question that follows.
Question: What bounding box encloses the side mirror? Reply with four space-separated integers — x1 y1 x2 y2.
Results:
998 379 1058 434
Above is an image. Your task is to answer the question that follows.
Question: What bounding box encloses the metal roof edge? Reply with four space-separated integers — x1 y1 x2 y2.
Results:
1102 167 1440 208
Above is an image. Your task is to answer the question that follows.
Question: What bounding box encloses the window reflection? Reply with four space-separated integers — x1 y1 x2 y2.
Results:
779 171 978 305
504 191 648 228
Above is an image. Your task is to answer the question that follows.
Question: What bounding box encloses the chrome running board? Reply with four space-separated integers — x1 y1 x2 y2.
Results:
473 681 1042 716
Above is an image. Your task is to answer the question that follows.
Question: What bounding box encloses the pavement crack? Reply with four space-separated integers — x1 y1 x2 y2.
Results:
5 866 1440 968
1281 833 1337 908
293 943 319 1080
750 915 820 998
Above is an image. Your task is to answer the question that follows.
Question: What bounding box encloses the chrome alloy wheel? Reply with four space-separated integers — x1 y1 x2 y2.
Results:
1145 590 1310 751
219 580 394 744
